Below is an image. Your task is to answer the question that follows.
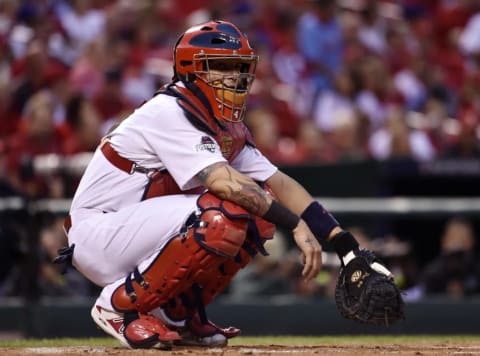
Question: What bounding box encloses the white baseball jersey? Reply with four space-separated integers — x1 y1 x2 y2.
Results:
67 90 277 295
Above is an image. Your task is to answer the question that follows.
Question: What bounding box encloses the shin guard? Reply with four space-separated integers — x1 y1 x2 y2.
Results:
201 215 276 305
111 192 251 314
163 215 276 322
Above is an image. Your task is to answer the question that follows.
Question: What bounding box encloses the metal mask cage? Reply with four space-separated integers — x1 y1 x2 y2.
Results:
193 54 257 85
192 54 258 122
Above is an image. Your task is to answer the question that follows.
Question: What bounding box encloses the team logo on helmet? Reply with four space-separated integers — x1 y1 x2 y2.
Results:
196 136 217 153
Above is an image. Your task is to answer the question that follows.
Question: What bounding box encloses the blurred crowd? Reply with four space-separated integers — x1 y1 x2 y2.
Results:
0 0 480 300
229 216 480 302
2 0 480 199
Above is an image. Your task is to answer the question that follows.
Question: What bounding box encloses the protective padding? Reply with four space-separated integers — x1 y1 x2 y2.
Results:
163 191 276 322
164 221 275 322
124 314 181 348
253 215 276 240
111 192 250 314
188 214 275 311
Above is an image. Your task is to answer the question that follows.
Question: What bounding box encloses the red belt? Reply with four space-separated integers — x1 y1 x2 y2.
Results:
64 215 72 234
100 140 138 174
64 141 137 234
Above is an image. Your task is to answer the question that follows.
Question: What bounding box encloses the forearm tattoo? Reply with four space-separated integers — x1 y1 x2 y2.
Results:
196 163 218 182
197 162 270 216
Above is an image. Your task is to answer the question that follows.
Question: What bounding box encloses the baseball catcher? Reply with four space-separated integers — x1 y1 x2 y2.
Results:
55 19 404 350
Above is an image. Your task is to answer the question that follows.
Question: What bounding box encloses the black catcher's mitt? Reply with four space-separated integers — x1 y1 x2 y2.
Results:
335 249 405 326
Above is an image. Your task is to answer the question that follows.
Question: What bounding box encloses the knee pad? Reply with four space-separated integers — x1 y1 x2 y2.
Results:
163 217 276 322
111 192 250 314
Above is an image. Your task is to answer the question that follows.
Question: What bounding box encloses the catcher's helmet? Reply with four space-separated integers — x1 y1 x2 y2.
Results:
173 20 258 122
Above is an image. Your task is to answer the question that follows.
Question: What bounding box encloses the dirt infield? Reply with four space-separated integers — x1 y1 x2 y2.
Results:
3 341 480 356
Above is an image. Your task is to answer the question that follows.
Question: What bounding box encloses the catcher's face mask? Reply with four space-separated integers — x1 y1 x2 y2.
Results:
194 56 257 122
174 20 258 122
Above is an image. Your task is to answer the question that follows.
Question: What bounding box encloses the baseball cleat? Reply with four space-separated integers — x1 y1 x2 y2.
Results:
91 305 180 349
153 308 238 347
91 305 129 347
123 313 180 349
176 329 228 347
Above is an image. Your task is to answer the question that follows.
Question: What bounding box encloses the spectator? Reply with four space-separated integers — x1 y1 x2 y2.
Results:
0 139 26 296
245 107 305 165
458 10 480 106
356 0 389 56
369 105 436 161
8 39 51 126
312 67 358 133
296 0 343 115
92 67 135 134
5 90 65 198
251 34 304 139
329 108 369 162
295 120 334 163
354 55 399 130
441 108 480 158
420 217 480 298
392 53 428 111
371 235 418 292
69 38 107 98
56 0 106 60
38 214 95 297
432 0 476 50
61 92 102 155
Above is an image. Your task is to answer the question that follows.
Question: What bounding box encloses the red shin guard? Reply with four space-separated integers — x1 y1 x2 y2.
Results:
111 192 251 314
163 216 276 322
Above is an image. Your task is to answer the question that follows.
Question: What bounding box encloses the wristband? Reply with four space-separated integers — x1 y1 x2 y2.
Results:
262 201 300 230
300 201 339 241
330 230 359 259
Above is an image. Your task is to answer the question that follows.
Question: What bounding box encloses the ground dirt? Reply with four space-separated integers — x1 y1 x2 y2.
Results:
3 341 480 356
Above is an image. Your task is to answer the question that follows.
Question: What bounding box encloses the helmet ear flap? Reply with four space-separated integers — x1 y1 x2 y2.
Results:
173 34 197 83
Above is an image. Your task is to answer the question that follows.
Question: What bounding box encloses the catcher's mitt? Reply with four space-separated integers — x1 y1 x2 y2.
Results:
335 249 405 326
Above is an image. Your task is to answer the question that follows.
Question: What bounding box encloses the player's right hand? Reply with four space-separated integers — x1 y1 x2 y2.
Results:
292 220 322 282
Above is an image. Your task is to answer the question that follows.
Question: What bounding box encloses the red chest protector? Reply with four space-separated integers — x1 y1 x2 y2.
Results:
163 83 255 161
143 83 255 200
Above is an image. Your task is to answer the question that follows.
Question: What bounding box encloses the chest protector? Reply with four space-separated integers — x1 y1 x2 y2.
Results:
163 82 255 161
143 82 256 199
